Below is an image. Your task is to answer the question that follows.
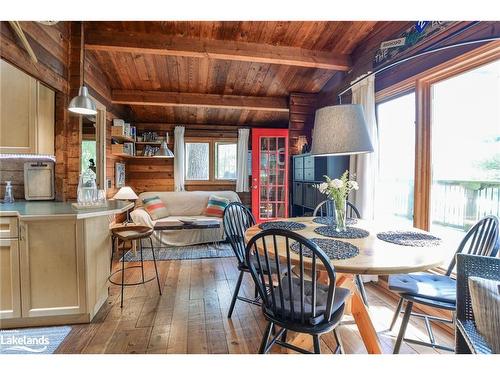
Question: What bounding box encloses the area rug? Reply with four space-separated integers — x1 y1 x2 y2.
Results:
0 326 71 354
122 242 235 261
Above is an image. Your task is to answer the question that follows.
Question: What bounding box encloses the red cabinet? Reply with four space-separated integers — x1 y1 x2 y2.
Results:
251 129 289 222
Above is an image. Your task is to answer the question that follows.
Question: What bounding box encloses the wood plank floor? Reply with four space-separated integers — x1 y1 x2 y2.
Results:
55 257 454 354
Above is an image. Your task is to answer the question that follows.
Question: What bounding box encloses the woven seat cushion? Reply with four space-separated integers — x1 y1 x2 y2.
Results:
388 272 456 304
468 276 500 354
265 276 349 325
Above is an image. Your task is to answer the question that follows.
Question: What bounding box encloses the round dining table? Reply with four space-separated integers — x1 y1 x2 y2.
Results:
244 216 451 354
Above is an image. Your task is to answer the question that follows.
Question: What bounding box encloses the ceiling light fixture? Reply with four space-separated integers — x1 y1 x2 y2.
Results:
68 22 97 116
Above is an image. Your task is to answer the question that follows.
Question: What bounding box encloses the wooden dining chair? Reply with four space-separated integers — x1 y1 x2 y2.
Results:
389 215 499 353
223 202 263 318
313 199 369 307
246 229 349 354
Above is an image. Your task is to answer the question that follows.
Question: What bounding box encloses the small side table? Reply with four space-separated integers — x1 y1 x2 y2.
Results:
109 224 162 308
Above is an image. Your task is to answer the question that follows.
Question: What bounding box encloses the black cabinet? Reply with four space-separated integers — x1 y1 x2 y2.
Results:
291 153 349 216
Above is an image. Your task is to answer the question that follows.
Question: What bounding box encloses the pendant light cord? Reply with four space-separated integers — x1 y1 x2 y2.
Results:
81 21 85 87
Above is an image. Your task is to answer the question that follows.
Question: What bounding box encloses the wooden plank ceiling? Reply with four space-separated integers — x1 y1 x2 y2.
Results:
85 21 380 126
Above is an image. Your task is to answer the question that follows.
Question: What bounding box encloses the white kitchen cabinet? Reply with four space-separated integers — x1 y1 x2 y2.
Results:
18 218 87 318
0 59 55 155
0 238 21 319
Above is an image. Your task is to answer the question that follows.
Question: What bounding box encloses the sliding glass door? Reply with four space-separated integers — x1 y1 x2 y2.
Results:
430 59 500 261
375 92 416 226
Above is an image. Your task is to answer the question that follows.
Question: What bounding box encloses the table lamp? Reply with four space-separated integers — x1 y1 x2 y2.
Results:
113 186 138 222
310 104 373 156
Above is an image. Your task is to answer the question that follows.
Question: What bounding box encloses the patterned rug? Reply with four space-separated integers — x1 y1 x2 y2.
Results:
122 242 235 261
0 326 71 354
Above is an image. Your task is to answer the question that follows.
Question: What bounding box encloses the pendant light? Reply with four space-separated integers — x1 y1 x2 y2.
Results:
310 104 373 156
68 22 97 115
157 132 174 157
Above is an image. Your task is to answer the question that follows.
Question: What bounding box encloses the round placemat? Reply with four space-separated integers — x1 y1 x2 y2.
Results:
376 231 442 247
291 238 359 260
314 225 369 239
258 221 306 231
312 217 358 226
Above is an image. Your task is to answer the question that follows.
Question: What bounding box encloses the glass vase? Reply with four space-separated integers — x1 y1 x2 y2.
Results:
325 198 335 226
334 198 347 232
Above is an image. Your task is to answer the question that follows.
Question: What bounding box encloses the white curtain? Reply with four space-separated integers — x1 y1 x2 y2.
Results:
174 126 185 191
349 74 378 220
236 128 249 192
349 75 379 283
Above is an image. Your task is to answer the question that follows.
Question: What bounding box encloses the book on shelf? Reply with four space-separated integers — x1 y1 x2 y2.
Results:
123 142 135 156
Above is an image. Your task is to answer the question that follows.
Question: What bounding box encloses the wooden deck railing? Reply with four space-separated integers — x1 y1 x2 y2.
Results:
390 179 500 231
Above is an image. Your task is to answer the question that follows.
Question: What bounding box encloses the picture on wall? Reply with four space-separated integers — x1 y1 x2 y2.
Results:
115 162 126 188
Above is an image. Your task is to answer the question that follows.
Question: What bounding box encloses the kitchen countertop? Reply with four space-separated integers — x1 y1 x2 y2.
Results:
0 200 134 219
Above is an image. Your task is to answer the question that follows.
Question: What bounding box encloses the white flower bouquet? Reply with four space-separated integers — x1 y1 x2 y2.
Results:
315 170 359 231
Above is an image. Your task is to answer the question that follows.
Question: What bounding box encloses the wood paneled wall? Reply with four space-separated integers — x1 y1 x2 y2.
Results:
1 21 129 200
0 22 70 94
85 52 131 199
316 22 413 107
315 21 498 106
0 157 55 199
125 122 251 205
375 22 500 92
288 93 317 156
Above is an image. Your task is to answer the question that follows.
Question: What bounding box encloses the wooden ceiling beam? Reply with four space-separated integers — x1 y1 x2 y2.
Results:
112 90 289 112
85 31 351 71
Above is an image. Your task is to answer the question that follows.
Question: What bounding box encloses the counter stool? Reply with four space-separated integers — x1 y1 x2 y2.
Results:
109 224 162 308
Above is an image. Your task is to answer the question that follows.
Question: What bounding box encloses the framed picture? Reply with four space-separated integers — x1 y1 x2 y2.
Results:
115 162 126 188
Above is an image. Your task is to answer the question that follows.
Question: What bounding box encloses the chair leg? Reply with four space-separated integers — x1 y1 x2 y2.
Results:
333 328 344 354
228 270 244 318
259 321 274 354
254 284 259 299
139 239 145 283
424 316 435 344
150 237 162 296
282 329 288 343
393 300 413 354
312 335 321 354
110 235 115 272
390 297 404 331
355 275 369 307
120 245 125 308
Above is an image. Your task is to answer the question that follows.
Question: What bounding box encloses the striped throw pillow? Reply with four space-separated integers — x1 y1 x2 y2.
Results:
205 195 230 217
142 196 168 220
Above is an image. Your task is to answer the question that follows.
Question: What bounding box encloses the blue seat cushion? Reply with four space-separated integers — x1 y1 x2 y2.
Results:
388 272 456 304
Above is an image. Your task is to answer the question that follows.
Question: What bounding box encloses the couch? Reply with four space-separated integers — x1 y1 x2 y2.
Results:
130 190 241 246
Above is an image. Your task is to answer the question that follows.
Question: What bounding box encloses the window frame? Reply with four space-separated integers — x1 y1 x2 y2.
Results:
214 141 238 181
375 43 500 231
184 137 237 185
374 89 417 225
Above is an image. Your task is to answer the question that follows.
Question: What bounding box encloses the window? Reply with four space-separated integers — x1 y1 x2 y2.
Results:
215 142 237 180
430 59 500 262
185 142 210 180
185 138 237 183
375 92 416 227
376 44 500 270
81 140 96 173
